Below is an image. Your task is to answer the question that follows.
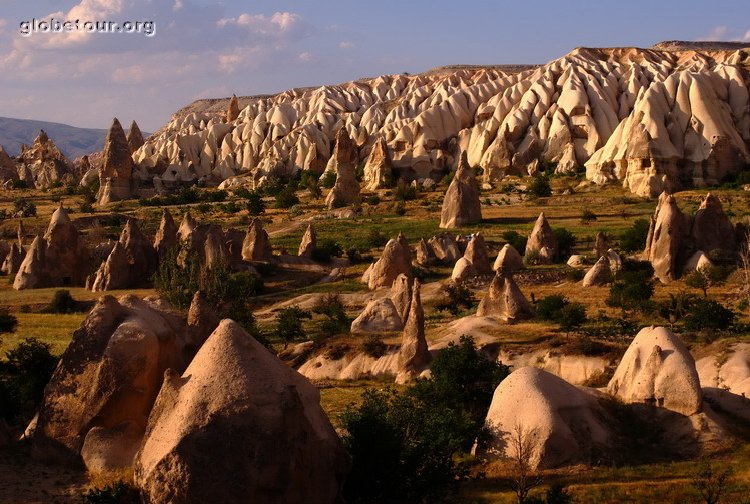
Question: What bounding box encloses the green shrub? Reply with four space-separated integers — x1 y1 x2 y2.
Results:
683 298 735 334
320 171 337 189
536 295 568 321
43 290 78 314
275 307 312 348
619 219 650 253
0 338 58 423
313 294 350 340
536 295 587 331
274 186 300 209
312 239 343 263
82 481 140 504
366 195 381 206
394 181 417 201
0 309 18 334
553 227 576 261
13 198 36 217
502 230 527 254
361 335 388 358
435 282 475 315
580 209 597 223
606 260 654 312
366 229 388 249
10 179 28 190
527 176 552 198
244 190 266 216
393 201 406 216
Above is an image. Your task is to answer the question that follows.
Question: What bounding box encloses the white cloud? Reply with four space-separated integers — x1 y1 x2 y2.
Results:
0 19 7 35
339 41 354 49
699 25 750 42
297 51 314 62
217 11 301 36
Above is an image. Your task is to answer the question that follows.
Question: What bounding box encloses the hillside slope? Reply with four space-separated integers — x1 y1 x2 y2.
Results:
0 117 108 158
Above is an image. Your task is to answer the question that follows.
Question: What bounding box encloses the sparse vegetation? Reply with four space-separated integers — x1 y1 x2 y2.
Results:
435 281 475 315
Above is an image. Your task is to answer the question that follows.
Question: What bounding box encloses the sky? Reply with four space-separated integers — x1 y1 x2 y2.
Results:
0 0 748 132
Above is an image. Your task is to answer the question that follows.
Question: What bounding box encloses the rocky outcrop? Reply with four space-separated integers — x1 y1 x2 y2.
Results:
362 233 412 289
204 226 230 269
153 209 178 259
594 232 608 258
350 298 404 333
608 326 702 416
126 121 145 154
644 192 690 283
90 219 156 291
134 320 349 504
1 242 24 276
242 218 273 262
582 256 612 287
90 242 130 291
462 233 492 275
415 238 437 266
363 136 393 191
396 280 431 382
226 94 240 123
325 129 360 208
0 146 17 182
440 151 482 228
390 273 412 324
476 269 533 321
177 211 197 243
525 212 557 263
690 193 737 259
427 233 462 264
298 224 317 258
696 343 750 398
451 257 477 281
14 204 88 289
30 295 191 472
16 130 74 189
493 244 524 272
485 367 613 469
97 118 134 205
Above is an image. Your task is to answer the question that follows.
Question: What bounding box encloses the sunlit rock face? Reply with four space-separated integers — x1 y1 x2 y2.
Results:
135 43 749 195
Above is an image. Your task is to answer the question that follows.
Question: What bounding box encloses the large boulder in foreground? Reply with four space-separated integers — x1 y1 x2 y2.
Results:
607 326 702 416
485 367 612 469
134 320 349 504
30 295 204 473
440 151 482 228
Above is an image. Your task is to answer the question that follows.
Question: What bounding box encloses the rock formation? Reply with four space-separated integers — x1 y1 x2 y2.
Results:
30 295 193 472
350 298 404 333
427 233 462 264
16 130 75 189
14 204 88 289
153 209 178 259
126 120 145 154
363 136 393 191
644 192 689 283
582 256 612 287
325 129 360 208
696 342 750 398
226 94 240 123
493 244 524 272
203 226 230 269
439 151 482 228
451 257 478 282
97 118 134 205
90 219 157 291
90 242 130 291
476 269 533 321
462 233 493 275
525 212 558 263
0 146 17 182
1 242 24 276
396 280 431 382
485 367 612 469
362 233 412 289
690 193 737 258
298 223 317 258
177 211 197 243
594 232 608 258
608 326 702 416
390 273 413 324
134 320 349 504
414 238 437 266
242 218 273 262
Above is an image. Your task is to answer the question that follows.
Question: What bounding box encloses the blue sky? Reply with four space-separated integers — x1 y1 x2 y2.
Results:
0 0 748 132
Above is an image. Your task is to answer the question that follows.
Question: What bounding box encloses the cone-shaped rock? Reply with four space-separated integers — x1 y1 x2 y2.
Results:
350 298 404 333
476 269 533 322
134 319 349 504
363 137 393 191
126 120 145 154
242 218 272 262
396 280 431 382
440 151 482 228
594 231 608 258
390 273 413 324
204 226 230 269
153 209 178 259
485 367 613 469
186 291 220 356
91 242 130 291
415 238 437 266
607 326 702 416
13 236 46 289
298 223 317 258
463 233 492 275
17 130 74 189
17 219 25 247
177 211 197 243
325 129 360 209
0 146 17 182
645 192 689 283
1 242 24 276
493 244 524 272
120 219 158 284
582 256 612 287
97 118 134 205
226 94 240 123
691 193 736 258
525 212 558 263
364 233 412 289
427 233 462 264
31 295 190 472
451 257 477 282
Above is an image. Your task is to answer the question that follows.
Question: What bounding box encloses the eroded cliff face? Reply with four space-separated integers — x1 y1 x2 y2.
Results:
134 43 750 196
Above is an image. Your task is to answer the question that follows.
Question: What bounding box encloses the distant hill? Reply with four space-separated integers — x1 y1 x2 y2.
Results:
0 117 123 159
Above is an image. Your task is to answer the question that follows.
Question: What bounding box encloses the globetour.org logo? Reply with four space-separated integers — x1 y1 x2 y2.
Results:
19 18 156 37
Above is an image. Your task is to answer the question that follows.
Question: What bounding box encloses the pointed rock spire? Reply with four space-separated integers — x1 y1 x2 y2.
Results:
325 129 360 209
525 212 558 263
178 211 197 243
226 94 240 122
97 118 134 205
241 218 272 262
390 273 413 324
493 243 524 272
397 280 431 382
582 256 612 287
476 269 533 322
363 137 393 191
363 233 412 289
126 120 145 153
298 223 317 258
154 209 178 259
439 151 482 228
645 192 688 283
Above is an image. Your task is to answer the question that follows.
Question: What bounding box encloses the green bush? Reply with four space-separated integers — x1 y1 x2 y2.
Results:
341 336 508 504
606 260 654 312
536 295 568 321
435 282 475 315
502 230 527 254
536 295 587 332
13 198 36 217
527 176 552 198
361 335 388 358
0 338 58 423
10 179 28 190
366 229 388 249
313 294 350 340
394 181 417 201
320 171 337 189
366 195 381 206
312 239 343 263
393 201 406 216
275 307 312 348
274 186 300 209
683 298 735 333
580 209 597 223
82 481 140 504
619 219 650 253
43 290 78 314
553 227 576 261
0 309 18 333
244 190 266 216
